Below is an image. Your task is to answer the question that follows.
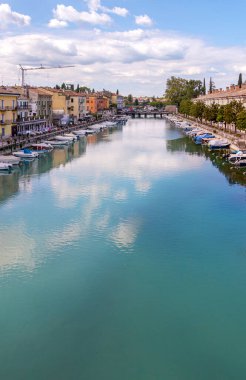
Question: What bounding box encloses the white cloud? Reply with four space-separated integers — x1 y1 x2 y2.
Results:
111 7 128 17
0 3 31 28
49 1 129 27
48 18 68 28
1 26 246 95
135 14 153 26
51 4 112 26
87 0 101 12
86 0 128 17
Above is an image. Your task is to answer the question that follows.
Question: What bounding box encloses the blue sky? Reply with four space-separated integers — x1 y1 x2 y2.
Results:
1 0 246 95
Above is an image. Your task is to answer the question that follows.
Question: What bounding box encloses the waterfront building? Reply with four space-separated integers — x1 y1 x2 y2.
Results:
65 91 87 123
97 96 109 112
86 95 98 114
111 94 125 110
195 84 246 107
0 87 20 138
86 94 110 114
43 88 67 126
7 86 52 135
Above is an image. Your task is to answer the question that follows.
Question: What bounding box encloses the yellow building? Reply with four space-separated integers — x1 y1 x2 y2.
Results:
0 87 20 137
42 88 67 125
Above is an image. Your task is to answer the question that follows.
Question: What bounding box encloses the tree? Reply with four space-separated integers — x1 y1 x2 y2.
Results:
209 77 215 94
165 76 203 107
179 99 192 117
54 84 60 89
203 78 206 95
236 110 246 130
216 105 225 123
202 103 219 125
190 101 205 122
134 98 139 106
238 73 243 88
186 79 203 99
61 82 66 89
127 94 133 103
224 100 244 132
76 84 80 93
79 86 91 94
150 101 165 109
116 89 119 95
165 76 188 106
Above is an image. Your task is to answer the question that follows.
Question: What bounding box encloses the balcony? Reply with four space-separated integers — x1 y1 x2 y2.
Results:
0 106 18 111
17 105 32 110
0 120 13 125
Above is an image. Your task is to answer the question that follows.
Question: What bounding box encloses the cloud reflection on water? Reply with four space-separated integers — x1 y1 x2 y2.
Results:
0 120 204 270
0 224 36 271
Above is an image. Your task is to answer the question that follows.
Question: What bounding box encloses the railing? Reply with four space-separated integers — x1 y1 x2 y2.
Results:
0 120 13 125
0 106 18 111
17 105 32 110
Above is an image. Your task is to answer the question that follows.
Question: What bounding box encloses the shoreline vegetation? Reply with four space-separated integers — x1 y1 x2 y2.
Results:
164 76 246 149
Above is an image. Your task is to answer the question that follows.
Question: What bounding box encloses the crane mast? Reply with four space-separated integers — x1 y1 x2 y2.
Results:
19 64 74 87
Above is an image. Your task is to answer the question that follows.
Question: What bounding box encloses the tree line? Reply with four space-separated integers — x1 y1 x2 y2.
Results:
179 99 246 132
165 74 246 131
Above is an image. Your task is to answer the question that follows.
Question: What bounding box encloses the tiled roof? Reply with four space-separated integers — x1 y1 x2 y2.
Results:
0 86 20 96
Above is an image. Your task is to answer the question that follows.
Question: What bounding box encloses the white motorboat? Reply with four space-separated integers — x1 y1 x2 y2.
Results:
228 150 246 163
186 128 204 137
103 121 117 127
63 133 77 141
44 140 70 146
0 155 21 165
208 139 230 149
82 129 96 135
30 143 53 153
13 149 39 158
73 129 96 136
0 162 12 171
54 135 74 142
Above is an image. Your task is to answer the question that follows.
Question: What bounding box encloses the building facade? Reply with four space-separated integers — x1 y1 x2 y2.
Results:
195 84 246 107
0 87 20 137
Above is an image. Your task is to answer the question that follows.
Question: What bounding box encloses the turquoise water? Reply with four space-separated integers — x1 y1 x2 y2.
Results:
0 119 246 379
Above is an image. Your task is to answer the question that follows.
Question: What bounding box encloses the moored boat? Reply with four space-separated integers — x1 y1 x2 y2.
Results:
54 135 74 142
208 139 230 149
0 162 12 171
0 155 21 165
228 150 246 163
43 140 70 146
12 149 39 159
30 143 53 153
194 133 215 144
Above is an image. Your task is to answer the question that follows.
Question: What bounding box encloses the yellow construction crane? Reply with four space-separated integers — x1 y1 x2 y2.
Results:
19 64 75 87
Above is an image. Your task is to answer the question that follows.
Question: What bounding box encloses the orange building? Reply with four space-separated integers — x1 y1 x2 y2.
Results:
86 95 110 114
86 95 97 114
97 96 109 111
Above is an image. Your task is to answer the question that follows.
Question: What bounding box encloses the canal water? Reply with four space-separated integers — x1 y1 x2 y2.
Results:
0 119 246 379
